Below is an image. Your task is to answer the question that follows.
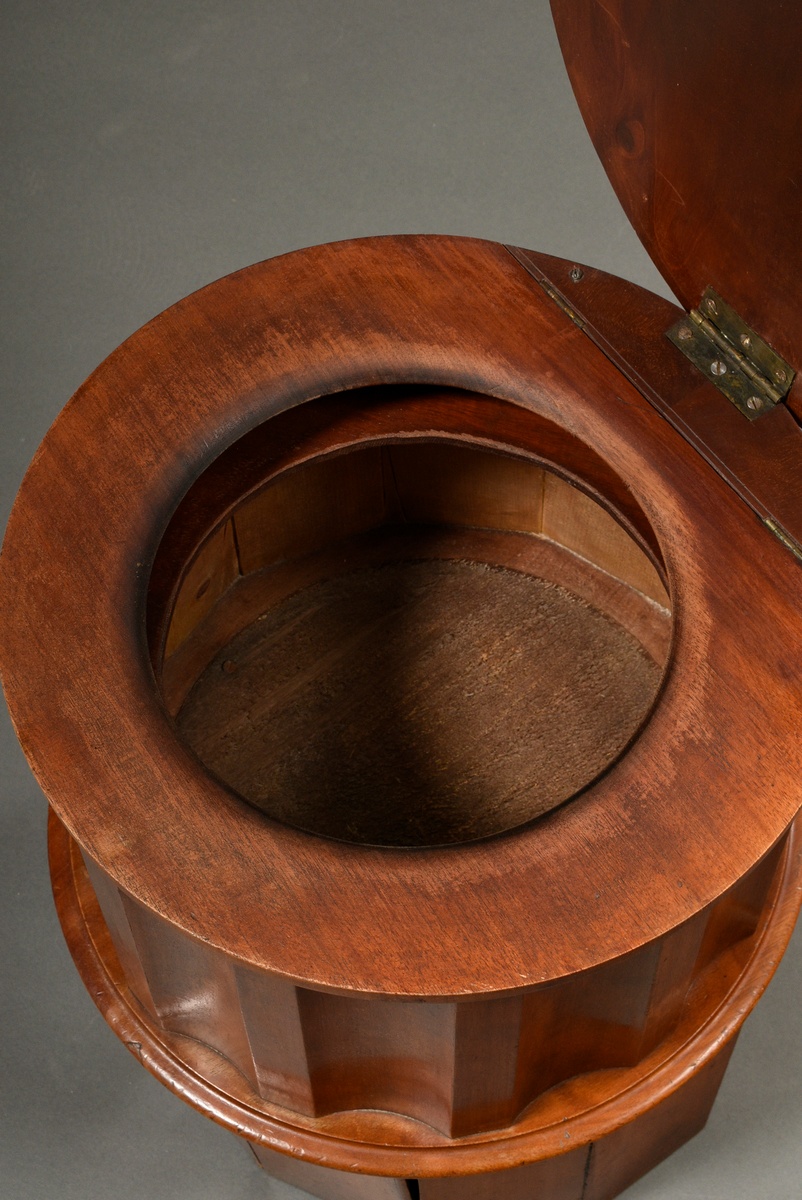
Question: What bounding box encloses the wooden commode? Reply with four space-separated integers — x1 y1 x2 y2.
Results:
2 3 802 1198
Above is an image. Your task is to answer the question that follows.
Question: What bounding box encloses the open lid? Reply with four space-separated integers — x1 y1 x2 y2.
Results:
551 0 802 375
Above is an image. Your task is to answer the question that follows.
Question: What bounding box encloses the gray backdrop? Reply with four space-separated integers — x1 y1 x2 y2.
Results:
1 3 800 1198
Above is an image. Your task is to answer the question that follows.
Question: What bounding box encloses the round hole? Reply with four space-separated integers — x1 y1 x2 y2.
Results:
149 387 672 847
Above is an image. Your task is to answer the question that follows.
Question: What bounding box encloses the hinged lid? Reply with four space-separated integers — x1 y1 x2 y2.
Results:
551 0 802 400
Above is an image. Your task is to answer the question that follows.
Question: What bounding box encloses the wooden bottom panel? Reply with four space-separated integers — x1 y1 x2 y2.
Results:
249 1035 734 1199
175 534 664 847
416 1149 588 1200
582 1039 737 1200
249 1144 413 1199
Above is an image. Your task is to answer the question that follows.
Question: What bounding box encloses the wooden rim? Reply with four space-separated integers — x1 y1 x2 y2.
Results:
5 235 802 995
50 809 802 1178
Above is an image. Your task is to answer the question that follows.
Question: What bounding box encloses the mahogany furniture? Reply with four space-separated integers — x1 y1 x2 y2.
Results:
3 4 802 1198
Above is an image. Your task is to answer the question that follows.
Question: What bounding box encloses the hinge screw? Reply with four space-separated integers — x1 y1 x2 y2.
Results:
706 297 718 316
740 334 752 349
775 368 788 384
746 395 763 411
677 324 692 341
569 266 584 283
711 359 727 376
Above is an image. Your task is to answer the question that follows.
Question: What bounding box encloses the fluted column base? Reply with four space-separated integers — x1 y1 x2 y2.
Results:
250 1038 732 1198
49 811 802 1200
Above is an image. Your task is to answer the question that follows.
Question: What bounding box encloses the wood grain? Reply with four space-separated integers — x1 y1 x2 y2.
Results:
162 430 669 845
248 1146 414 1200
49 810 802 1189
3 236 802 1003
165 519 239 656
507 247 802 557
77 823 786 1140
5 232 802 1197
234 447 387 576
541 472 666 603
550 0 802 417
176 554 661 845
161 526 671 716
3 4 802 1193
387 441 545 534
146 386 668 668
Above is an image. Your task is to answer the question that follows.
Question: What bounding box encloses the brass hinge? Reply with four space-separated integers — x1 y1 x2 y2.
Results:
667 287 795 421
537 279 586 330
763 517 802 565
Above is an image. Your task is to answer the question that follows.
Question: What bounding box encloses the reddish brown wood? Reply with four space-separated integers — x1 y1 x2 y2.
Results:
4 229 802 1196
581 1041 738 1200
4 237 802 1005
550 0 802 415
2 10 801 1200
49 809 802 1194
258 1036 738 1199
161 525 669 716
508 247 802 553
176 547 662 846
416 1151 588 1200
248 1147 414 1200
147 384 666 667
159 420 669 845
55 820 791 1144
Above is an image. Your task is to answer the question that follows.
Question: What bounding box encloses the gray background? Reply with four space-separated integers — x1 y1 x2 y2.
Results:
1 2 799 1197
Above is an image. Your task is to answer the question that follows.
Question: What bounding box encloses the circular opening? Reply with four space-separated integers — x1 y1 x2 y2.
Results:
148 387 672 847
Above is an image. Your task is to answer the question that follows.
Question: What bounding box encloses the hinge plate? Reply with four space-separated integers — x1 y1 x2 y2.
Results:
667 287 795 421
763 517 802 565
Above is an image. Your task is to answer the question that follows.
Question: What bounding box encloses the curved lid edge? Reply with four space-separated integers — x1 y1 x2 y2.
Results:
550 0 802 392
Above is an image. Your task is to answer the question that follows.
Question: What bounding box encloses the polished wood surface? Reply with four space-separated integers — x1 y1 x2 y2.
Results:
249 1147 415 1200
5 2 802 1195
49 809 802 1194
551 0 802 414
508 247 802 554
4 237 802 1005
77 827 783 1141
